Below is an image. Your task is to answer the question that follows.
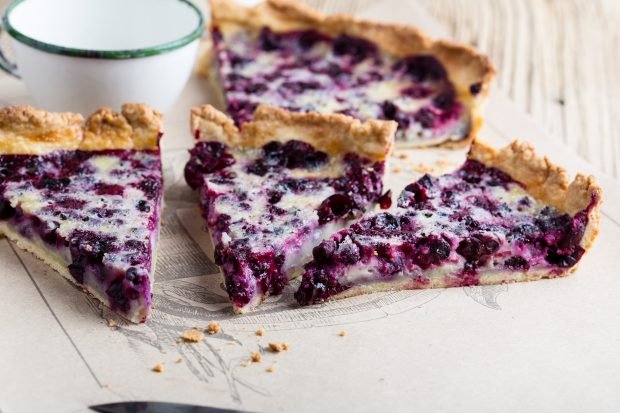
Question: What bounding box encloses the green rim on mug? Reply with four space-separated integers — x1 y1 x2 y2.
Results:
1 0 205 59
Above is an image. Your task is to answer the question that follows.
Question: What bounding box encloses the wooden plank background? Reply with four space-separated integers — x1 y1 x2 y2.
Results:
302 0 620 179
2 0 618 178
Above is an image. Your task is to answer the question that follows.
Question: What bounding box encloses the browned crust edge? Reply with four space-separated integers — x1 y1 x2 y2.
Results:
205 0 495 149
469 140 602 251
0 104 163 154
191 104 396 161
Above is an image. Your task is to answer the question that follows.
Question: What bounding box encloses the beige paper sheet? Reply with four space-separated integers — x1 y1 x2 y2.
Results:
1 2 619 413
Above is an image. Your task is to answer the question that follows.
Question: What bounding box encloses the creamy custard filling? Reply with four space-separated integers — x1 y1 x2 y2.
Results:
184 139 387 312
0 149 163 322
212 27 470 146
296 160 598 305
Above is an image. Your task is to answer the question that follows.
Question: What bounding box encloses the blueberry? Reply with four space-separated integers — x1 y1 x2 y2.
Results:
456 237 481 261
378 190 392 209
125 267 142 285
281 81 321 94
333 34 376 62
433 91 455 110
394 55 447 82
244 83 268 95
381 101 398 119
68 263 85 284
259 27 282 51
415 107 436 129
185 141 236 188
371 213 400 231
335 241 360 265
298 30 328 49
504 256 529 271
139 176 161 200
136 200 150 212
545 247 584 268
312 240 336 263
282 140 327 169
317 194 355 225
95 183 124 196
106 279 129 311
470 82 482 95
0 199 16 219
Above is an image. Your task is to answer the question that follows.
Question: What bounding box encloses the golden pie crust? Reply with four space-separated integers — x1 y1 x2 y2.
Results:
191 104 396 161
0 104 163 155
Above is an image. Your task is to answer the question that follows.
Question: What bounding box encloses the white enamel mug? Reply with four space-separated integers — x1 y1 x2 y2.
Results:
0 0 204 114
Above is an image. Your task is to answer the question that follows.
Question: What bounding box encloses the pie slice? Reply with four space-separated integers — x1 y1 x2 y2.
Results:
0 104 164 323
201 0 495 148
184 104 396 313
296 140 602 305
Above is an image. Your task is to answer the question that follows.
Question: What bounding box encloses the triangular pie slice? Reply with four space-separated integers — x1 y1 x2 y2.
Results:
296 140 602 305
185 104 396 313
201 0 495 148
0 104 164 323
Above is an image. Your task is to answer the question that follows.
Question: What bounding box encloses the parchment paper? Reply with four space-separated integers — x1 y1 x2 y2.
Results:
1 2 619 412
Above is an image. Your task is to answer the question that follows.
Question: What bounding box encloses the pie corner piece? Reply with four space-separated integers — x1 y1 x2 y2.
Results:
0 104 164 323
295 138 602 306
186 104 396 313
202 0 495 148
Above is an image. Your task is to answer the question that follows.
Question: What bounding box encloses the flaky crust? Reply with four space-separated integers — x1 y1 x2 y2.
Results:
0 104 163 154
469 140 602 250
191 104 396 161
205 0 495 148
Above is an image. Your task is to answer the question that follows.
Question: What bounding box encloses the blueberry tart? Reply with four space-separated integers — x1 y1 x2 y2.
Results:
185 104 396 312
296 140 602 305
0 105 164 323
202 0 495 148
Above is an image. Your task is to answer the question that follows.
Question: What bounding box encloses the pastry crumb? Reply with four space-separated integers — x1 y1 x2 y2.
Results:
206 321 221 335
152 363 164 373
176 357 184 364
339 330 346 337
240 360 249 367
181 328 204 343
412 163 434 173
268 342 289 352
266 365 275 373
398 153 408 159
102 382 111 388
392 167 402 173
256 328 265 336
107 319 117 327
251 352 262 363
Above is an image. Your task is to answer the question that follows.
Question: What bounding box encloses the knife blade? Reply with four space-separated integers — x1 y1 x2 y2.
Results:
90 401 251 413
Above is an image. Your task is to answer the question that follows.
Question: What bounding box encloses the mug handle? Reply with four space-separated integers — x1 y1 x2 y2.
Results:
0 21 20 78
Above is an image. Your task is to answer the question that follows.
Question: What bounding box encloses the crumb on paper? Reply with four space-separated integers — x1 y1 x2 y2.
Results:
240 361 249 367
227 341 236 346
435 159 454 169
206 321 221 335
339 330 346 337
151 304 157 309
266 365 275 373
392 167 402 173
181 328 204 343
176 357 184 364
152 363 164 373
102 382 111 388
256 328 265 337
251 352 262 363
412 163 434 174
398 153 408 159
107 319 117 327
268 342 289 352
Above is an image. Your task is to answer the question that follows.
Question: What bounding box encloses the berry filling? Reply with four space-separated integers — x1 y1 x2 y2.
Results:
185 139 385 312
0 149 163 320
296 160 598 305
212 27 470 145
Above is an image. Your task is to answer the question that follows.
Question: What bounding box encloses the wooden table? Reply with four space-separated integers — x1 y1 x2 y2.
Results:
2 0 618 179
